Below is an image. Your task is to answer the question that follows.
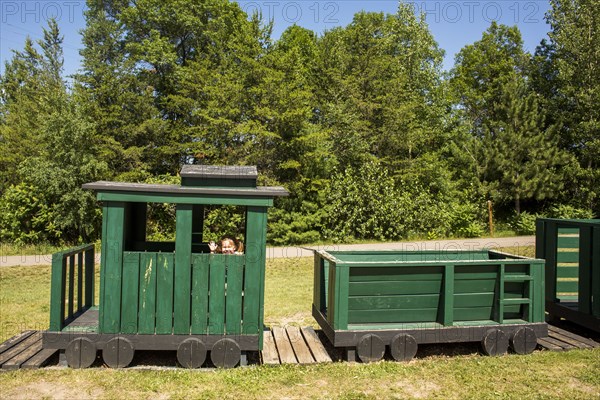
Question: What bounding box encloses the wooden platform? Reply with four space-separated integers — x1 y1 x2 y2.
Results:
261 326 332 365
537 324 600 351
0 331 57 370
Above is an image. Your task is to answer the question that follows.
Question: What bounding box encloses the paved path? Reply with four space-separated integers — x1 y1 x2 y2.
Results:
0 236 535 267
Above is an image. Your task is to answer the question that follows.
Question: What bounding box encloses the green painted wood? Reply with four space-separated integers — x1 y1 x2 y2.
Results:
454 293 494 308
544 221 558 302
349 267 443 282
156 253 175 334
504 264 528 274
85 248 94 307
243 207 268 341
557 236 579 248
209 254 226 334
99 204 108 331
97 192 273 207
442 264 454 326
324 261 329 310
335 266 349 330
49 254 67 331
77 252 83 310
331 250 489 261
174 204 193 334
558 227 580 235
533 262 545 323
329 251 489 263
498 264 505 324
454 307 494 321
557 266 579 278
68 255 75 318
348 308 439 324
225 256 244 335
557 251 579 263
138 253 157 334
313 255 325 312
191 254 210 334
348 294 439 310
121 252 140 334
455 265 502 280
255 207 268 350
349 280 442 296
327 262 337 326
556 280 579 293
455 279 496 293
593 226 600 318
536 219 546 260
100 202 125 334
578 226 592 314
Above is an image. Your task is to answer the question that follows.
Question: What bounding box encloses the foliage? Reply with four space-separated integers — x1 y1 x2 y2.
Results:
548 204 594 220
202 206 246 243
325 162 485 241
0 1 598 246
512 211 541 235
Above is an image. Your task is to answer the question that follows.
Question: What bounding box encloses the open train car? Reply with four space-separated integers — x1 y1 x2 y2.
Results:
42 165 288 368
537 218 600 332
312 249 548 362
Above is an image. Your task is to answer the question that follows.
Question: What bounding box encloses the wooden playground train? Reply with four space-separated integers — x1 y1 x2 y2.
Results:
41 165 600 368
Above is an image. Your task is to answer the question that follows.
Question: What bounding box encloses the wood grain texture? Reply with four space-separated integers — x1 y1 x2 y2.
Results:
286 326 314 364
272 326 296 364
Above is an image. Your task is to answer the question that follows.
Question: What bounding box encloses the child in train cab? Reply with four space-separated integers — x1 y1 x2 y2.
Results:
208 237 244 254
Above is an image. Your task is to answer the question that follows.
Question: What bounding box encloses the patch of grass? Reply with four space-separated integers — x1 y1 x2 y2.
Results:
264 257 315 327
494 246 536 258
0 350 598 399
0 265 101 342
0 243 64 257
0 266 51 341
0 241 101 257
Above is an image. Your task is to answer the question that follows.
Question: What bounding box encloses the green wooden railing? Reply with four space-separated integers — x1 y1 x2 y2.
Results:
49 244 96 331
536 218 600 318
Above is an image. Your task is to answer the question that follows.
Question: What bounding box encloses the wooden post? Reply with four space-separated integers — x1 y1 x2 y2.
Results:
487 200 494 237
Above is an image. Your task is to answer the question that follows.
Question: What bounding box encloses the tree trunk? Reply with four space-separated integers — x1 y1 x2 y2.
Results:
515 192 521 215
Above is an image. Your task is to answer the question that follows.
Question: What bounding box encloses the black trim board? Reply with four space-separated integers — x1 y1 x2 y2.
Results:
546 301 600 332
43 332 259 351
313 305 548 347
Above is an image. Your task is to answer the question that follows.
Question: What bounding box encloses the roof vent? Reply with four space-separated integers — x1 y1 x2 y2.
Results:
180 165 258 188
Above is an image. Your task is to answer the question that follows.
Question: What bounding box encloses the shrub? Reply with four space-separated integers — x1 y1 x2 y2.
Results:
512 211 540 235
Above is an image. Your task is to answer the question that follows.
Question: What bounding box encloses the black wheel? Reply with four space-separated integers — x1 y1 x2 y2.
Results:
177 338 207 368
65 337 96 368
390 334 418 362
211 338 240 368
481 329 509 356
356 334 385 363
510 327 537 354
103 337 134 368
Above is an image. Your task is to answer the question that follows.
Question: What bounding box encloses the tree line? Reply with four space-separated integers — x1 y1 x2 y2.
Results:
0 0 598 246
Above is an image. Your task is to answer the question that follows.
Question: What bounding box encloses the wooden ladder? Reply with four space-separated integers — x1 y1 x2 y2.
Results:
497 264 533 323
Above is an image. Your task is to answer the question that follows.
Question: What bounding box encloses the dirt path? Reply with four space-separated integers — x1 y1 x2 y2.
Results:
0 236 535 267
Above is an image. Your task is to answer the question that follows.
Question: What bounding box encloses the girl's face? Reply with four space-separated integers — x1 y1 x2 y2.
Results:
221 239 236 254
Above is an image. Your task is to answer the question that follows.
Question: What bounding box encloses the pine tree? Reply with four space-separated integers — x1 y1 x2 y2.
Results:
482 78 571 214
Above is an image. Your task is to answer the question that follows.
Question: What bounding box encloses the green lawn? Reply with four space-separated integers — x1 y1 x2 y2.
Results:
0 248 598 399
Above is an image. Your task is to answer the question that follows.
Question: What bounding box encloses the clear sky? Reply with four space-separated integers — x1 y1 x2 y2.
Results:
0 0 551 78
